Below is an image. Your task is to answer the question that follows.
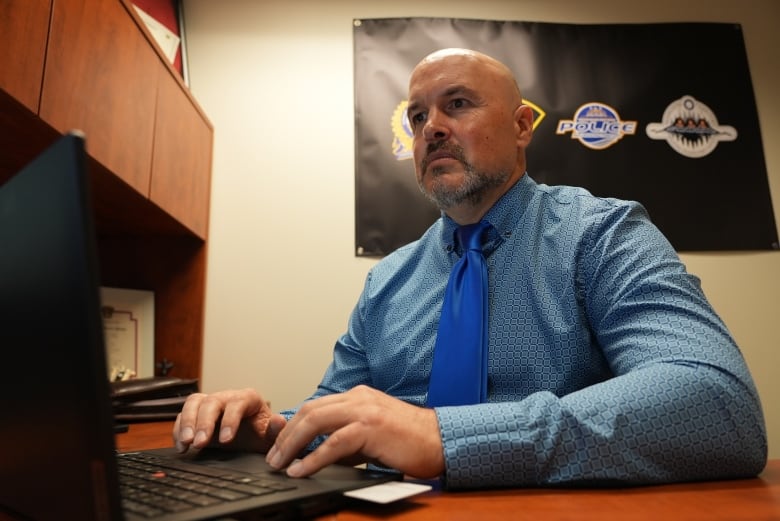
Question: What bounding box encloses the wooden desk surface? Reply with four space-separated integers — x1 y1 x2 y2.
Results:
117 422 780 521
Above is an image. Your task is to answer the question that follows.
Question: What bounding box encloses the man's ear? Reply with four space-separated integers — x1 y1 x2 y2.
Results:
514 104 534 146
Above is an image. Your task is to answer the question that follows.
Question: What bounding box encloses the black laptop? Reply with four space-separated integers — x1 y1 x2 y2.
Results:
0 133 399 520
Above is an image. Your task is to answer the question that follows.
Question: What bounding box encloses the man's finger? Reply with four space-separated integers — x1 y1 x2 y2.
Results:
285 422 367 478
173 393 208 451
268 398 351 470
218 391 262 443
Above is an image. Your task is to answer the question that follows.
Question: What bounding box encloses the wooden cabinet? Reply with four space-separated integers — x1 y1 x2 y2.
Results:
151 68 213 237
0 0 212 381
41 0 159 198
0 0 50 113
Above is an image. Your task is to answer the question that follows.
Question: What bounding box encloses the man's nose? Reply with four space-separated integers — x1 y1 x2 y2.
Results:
422 109 450 142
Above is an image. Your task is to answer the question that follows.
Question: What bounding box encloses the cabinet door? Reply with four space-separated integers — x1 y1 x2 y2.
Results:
0 0 51 113
40 0 157 197
150 70 213 239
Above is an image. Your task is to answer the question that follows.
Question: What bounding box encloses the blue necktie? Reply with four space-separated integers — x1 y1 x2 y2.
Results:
427 220 491 407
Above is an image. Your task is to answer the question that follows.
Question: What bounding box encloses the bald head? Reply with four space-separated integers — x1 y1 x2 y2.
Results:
410 48 523 108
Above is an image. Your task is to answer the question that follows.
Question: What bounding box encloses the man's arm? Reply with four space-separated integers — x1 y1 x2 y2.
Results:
436 363 765 488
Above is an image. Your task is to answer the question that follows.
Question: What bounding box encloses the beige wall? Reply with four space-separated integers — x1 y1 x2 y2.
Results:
182 0 780 458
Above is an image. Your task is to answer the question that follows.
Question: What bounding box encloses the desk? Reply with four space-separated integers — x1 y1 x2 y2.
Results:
118 421 780 521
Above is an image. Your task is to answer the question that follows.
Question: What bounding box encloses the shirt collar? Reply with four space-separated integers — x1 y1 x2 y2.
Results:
439 173 535 257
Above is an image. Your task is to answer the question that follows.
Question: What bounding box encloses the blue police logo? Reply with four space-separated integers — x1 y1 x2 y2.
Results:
646 95 737 158
390 100 548 161
556 102 637 150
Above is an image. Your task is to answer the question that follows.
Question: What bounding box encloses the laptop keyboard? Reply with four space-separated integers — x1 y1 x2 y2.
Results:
118 452 297 518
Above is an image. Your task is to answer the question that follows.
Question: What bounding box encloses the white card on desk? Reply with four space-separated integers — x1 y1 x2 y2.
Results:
344 482 433 504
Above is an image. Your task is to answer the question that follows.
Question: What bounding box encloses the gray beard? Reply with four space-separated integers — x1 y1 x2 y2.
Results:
420 160 510 211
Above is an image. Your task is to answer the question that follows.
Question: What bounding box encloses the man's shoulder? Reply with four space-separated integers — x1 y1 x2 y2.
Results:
530 178 645 221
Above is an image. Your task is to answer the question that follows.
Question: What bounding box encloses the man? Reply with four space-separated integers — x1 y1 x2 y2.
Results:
174 49 767 488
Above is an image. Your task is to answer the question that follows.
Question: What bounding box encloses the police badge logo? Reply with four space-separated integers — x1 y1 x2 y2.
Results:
556 102 637 150
646 95 737 158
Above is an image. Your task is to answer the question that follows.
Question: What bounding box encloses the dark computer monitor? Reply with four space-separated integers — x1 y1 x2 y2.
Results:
0 133 122 520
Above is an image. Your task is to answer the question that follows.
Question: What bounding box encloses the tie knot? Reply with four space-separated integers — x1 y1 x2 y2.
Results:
457 221 491 253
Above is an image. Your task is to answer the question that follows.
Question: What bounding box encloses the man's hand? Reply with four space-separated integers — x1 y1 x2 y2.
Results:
173 388 287 454
265 385 445 479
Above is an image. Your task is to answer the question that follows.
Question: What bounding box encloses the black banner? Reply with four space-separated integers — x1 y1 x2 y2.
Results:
354 18 778 255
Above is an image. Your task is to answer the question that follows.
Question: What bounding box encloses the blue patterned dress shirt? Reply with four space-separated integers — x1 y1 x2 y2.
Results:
282 173 767 489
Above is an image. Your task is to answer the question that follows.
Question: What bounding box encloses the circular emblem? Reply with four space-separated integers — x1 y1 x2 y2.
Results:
646 95 737 158
556 102 636 150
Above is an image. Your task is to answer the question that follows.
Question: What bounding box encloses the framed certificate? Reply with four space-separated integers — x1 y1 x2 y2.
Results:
100 287 155 380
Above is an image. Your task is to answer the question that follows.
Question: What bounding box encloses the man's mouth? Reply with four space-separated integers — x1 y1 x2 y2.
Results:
421 144 463 174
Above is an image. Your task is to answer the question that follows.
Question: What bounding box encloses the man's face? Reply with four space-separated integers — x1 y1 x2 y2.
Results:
406 54 523 212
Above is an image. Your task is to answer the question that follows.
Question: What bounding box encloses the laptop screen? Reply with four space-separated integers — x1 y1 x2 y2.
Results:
0 134 122 520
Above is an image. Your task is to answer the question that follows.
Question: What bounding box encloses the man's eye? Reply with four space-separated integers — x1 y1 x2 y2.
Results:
410 112 426 126
450 98 467 109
